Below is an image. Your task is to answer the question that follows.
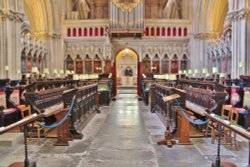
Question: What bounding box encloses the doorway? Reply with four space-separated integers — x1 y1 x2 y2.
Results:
115 48 139 94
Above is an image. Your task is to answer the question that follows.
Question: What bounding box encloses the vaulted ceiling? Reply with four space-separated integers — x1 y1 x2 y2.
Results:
24 0 62 38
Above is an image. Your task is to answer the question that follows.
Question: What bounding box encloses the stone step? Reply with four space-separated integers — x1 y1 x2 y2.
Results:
0 133 23 147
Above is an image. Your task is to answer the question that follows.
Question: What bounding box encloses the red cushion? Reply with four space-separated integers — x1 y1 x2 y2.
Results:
3 108 17 115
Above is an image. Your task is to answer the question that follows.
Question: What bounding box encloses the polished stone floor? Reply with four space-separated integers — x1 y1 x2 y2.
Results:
0 93 249 167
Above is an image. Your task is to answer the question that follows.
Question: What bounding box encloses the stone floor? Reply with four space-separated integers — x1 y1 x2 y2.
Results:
0 93 249 167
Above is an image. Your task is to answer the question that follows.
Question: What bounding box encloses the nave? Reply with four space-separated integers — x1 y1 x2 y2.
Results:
0 93 248 167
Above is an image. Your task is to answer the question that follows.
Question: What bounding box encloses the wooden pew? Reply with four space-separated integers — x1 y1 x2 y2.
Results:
24 87 71 145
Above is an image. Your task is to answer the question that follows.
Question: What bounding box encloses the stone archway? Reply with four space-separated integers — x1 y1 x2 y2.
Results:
114 48 141 95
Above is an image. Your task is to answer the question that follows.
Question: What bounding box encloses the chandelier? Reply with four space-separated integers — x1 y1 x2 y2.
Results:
112 0 141 12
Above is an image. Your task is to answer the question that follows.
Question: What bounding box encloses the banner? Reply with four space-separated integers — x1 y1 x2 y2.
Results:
94 61 102 73
171 60 178 73
85 60 92 74
75 60 83 74
152 60 160 74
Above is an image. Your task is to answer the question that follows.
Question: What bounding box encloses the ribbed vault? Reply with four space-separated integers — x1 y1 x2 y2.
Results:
24 0 61 38
194 0 228 37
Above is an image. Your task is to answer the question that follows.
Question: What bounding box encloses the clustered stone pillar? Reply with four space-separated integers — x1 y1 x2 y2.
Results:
46 34 64 76
228 1 250 78
0 0 24 79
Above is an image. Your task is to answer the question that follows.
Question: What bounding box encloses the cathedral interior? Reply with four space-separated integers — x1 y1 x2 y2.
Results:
0 0 250 167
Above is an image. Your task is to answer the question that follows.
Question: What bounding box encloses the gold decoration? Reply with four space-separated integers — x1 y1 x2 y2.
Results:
112 0 141 12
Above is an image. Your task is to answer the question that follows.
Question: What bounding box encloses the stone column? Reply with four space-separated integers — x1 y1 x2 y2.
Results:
190 34 209 70
0 0 24 79
46 34 64 77
228 1 250 78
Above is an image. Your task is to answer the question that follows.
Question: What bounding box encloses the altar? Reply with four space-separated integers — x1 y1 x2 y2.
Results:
116 49 138 88
120 76 136 86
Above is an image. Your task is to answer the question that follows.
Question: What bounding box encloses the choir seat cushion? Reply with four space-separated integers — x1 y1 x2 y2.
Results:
3 108 17 115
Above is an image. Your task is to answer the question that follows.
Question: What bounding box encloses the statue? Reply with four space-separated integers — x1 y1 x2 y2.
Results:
124 66 133 76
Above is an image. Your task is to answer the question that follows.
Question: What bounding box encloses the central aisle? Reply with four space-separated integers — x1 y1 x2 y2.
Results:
80 93 158 166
